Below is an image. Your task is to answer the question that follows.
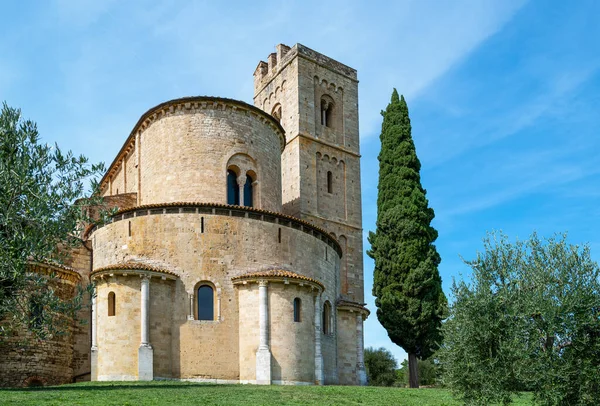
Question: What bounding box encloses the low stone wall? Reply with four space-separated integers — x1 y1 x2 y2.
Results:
0 271 78 387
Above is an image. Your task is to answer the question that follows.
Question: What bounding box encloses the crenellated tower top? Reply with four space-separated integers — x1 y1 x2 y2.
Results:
254 44 357 95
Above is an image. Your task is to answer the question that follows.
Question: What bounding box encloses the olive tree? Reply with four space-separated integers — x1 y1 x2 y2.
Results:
442 232 600 405
0 102 105 340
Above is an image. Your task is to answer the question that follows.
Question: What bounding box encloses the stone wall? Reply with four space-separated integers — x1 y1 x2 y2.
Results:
336 309 359 385
90 205 339 381
0 275 77 387
254 43 366 385
100 98 284 213
63 243 93 381
268 283 316 384
95 276 142 380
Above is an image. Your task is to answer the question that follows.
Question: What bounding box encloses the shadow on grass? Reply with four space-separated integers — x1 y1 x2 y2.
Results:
0 383 229 392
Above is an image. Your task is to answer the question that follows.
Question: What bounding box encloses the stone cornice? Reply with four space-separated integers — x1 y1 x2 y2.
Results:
232 269 324 291
99 96 286 194
91 261 179 281
28 262 81 284
336 298 370 319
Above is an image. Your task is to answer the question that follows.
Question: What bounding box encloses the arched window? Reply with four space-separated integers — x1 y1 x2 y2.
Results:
244 174 253 207
108 292 116 317
272 104 282 123
197 285 214 321
321 98 333 128
293 298 301 322
227 169 240 205
327 171 333 194
322 300 332 334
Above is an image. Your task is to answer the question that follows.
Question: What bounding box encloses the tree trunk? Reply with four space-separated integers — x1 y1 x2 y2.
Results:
408 352 419 388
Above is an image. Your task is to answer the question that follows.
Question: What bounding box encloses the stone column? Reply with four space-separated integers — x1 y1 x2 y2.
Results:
216 288 221 321
138 275 153 381
256 280 271 384
252 180 260 209
314 292 324 385
91 289 98 349
237 176 245 206
91 287 98 381
356 313 367 385
188 294 194 320
321 101 328 126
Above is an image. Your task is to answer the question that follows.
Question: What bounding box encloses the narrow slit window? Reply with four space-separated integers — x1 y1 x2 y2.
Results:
322 301 332 334
278 228 282 243
293 298 301 322
108 292 116 317
128 221 132 237
327 171 333 194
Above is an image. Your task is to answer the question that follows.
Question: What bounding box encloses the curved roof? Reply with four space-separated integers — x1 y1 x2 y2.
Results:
232 269 324 290
100 96 286 191
91 261 179 279
29 261 81 284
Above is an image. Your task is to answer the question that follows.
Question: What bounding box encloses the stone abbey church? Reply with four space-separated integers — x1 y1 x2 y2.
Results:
0 44 369 387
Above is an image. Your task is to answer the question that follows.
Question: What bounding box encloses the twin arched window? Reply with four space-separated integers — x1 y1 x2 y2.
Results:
227 169 255 207
197 285 214 321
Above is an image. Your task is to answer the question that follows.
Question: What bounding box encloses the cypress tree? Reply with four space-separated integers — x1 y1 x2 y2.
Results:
367 89 447 388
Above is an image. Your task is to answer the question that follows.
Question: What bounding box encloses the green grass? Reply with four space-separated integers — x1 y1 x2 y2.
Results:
0 381 534 406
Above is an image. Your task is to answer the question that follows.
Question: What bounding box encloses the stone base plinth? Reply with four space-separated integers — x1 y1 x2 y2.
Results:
91 348 98 381
358 367 367 386
255 348 271 385
138 345 153 381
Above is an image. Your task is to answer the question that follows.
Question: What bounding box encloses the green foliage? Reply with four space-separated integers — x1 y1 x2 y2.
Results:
442 231 600 406
367 89 447 386
0 102 105 340
397 357 441 387
364 347 398 386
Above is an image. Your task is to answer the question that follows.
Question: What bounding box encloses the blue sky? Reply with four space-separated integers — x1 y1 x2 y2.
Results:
2 0 599 364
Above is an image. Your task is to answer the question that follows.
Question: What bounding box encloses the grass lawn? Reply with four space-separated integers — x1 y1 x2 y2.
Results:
0 381 534 405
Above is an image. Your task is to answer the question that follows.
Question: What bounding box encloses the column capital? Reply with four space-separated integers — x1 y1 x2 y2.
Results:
258 279 268 287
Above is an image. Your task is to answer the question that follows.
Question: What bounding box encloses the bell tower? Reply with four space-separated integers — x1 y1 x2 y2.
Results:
254 44 367 385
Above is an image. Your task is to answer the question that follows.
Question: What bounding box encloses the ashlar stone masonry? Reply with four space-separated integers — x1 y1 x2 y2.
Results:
1 43 369 387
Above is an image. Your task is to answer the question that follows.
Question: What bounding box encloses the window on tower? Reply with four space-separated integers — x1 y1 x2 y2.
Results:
321 97 334 128
272 104 282 123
